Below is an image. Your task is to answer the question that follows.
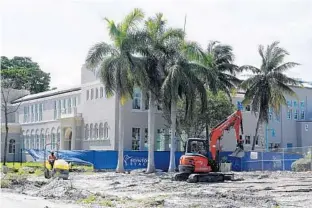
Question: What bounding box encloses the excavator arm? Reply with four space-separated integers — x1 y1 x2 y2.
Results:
209 110 244 160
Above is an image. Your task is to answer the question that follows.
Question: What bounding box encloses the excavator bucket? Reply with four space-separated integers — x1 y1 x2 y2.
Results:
229 146 245 158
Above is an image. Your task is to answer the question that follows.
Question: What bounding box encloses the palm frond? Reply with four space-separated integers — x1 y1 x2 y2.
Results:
85 42 118 70
121 8 144 33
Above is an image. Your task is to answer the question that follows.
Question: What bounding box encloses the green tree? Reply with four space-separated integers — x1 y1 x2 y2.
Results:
133 13 184 173
240 41 300 150
193 41 241 139
0 56 51 93
176 90 234 139
161 38 208 172
85 8 145 173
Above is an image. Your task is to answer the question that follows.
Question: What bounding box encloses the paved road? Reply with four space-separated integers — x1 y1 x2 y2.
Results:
1 192 83 208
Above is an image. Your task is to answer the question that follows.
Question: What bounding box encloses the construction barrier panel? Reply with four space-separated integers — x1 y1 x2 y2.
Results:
26 149 305 171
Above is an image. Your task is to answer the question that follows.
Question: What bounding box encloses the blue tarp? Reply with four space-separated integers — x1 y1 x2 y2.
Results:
26 149 304 171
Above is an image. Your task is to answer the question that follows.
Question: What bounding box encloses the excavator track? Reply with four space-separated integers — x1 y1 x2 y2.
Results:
173 172 234 183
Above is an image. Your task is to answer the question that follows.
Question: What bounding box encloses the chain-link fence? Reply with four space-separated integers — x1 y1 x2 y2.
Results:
244 146 312 171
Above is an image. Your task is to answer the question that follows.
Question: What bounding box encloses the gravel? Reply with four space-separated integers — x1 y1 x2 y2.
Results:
2 171 312 207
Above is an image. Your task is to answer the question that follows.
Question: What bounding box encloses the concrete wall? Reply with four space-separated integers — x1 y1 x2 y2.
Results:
80 80 117 150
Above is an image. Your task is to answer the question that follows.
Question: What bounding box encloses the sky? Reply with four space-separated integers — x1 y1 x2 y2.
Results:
1 0 312 89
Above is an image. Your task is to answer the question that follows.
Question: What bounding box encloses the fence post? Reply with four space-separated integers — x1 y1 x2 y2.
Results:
282 147 285 171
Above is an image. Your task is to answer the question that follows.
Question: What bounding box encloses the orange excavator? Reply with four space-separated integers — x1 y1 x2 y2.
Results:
173 110 244 183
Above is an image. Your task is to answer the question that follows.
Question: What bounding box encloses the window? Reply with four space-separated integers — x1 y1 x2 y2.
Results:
287 109 292 120
271 129 276 137
68 98 72 114
132 128 140 150
294 109 299 120
132 88 141 110
28 106 31 122
40 130 45 150
94 124 99 139
300 101 305 108
23 106 28 123
85 124 89 140
54 101 57 119
145 93 149 110
99 123 104 139
90 124 93 139
86 90 89 100
156 129 164 151
100 87 104 98
56 100 60 118
144 128 148 150
245 136 251 144
300 110 305 120
237 101 243 110
254 136 259 145
293 100 298 108
275 112 280 122
39 103 43 121
35 104 38 121
31 105 34 122
95 88 99 99
287 143 293 149
61 99 65 113
287 100 292 107
245 105 251 111
57 128 61 145
73 97 77 107
8 139 16 154
305 124 309 131
104 122 109 139
91 89 94 100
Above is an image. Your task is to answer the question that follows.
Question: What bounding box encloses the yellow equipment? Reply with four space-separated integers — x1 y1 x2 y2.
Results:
43 143 70 180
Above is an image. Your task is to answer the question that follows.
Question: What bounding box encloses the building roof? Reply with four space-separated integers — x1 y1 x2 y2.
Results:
12 85 81 103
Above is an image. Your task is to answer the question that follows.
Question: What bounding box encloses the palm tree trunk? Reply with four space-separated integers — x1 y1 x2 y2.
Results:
146 91 156 173
252 118 261 150
116 93 125 173
168 99 177 172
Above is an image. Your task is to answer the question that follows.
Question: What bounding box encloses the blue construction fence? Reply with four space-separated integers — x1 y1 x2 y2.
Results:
26 149 303 171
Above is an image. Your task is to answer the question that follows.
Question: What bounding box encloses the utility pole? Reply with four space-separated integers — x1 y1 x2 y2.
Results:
183 14 187 34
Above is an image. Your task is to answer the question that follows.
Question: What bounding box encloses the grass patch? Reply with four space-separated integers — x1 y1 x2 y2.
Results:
1 179 11 188
78 194 97 204
99 200 114 207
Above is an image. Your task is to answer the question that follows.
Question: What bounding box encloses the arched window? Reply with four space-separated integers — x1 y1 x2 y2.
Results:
40 129 45 150
95 88 99 99
85 124 89 140
104 122 109 139
45 128 50 150
94 124 99 139
51 128 56 150
35 129 40 149
26 130 30 149
30 130 35 149
9 139 16 154
99 123 104 139
100 87 104 98
57 127 61 145
90 124 93 139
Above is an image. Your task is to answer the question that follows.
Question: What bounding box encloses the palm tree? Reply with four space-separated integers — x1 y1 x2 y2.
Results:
162 39 208 172
85 8 145 172
193 41 241 139
133 13 185 173
240 41 300 150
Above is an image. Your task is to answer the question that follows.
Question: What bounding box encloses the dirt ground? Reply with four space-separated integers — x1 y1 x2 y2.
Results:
1 170 312 208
